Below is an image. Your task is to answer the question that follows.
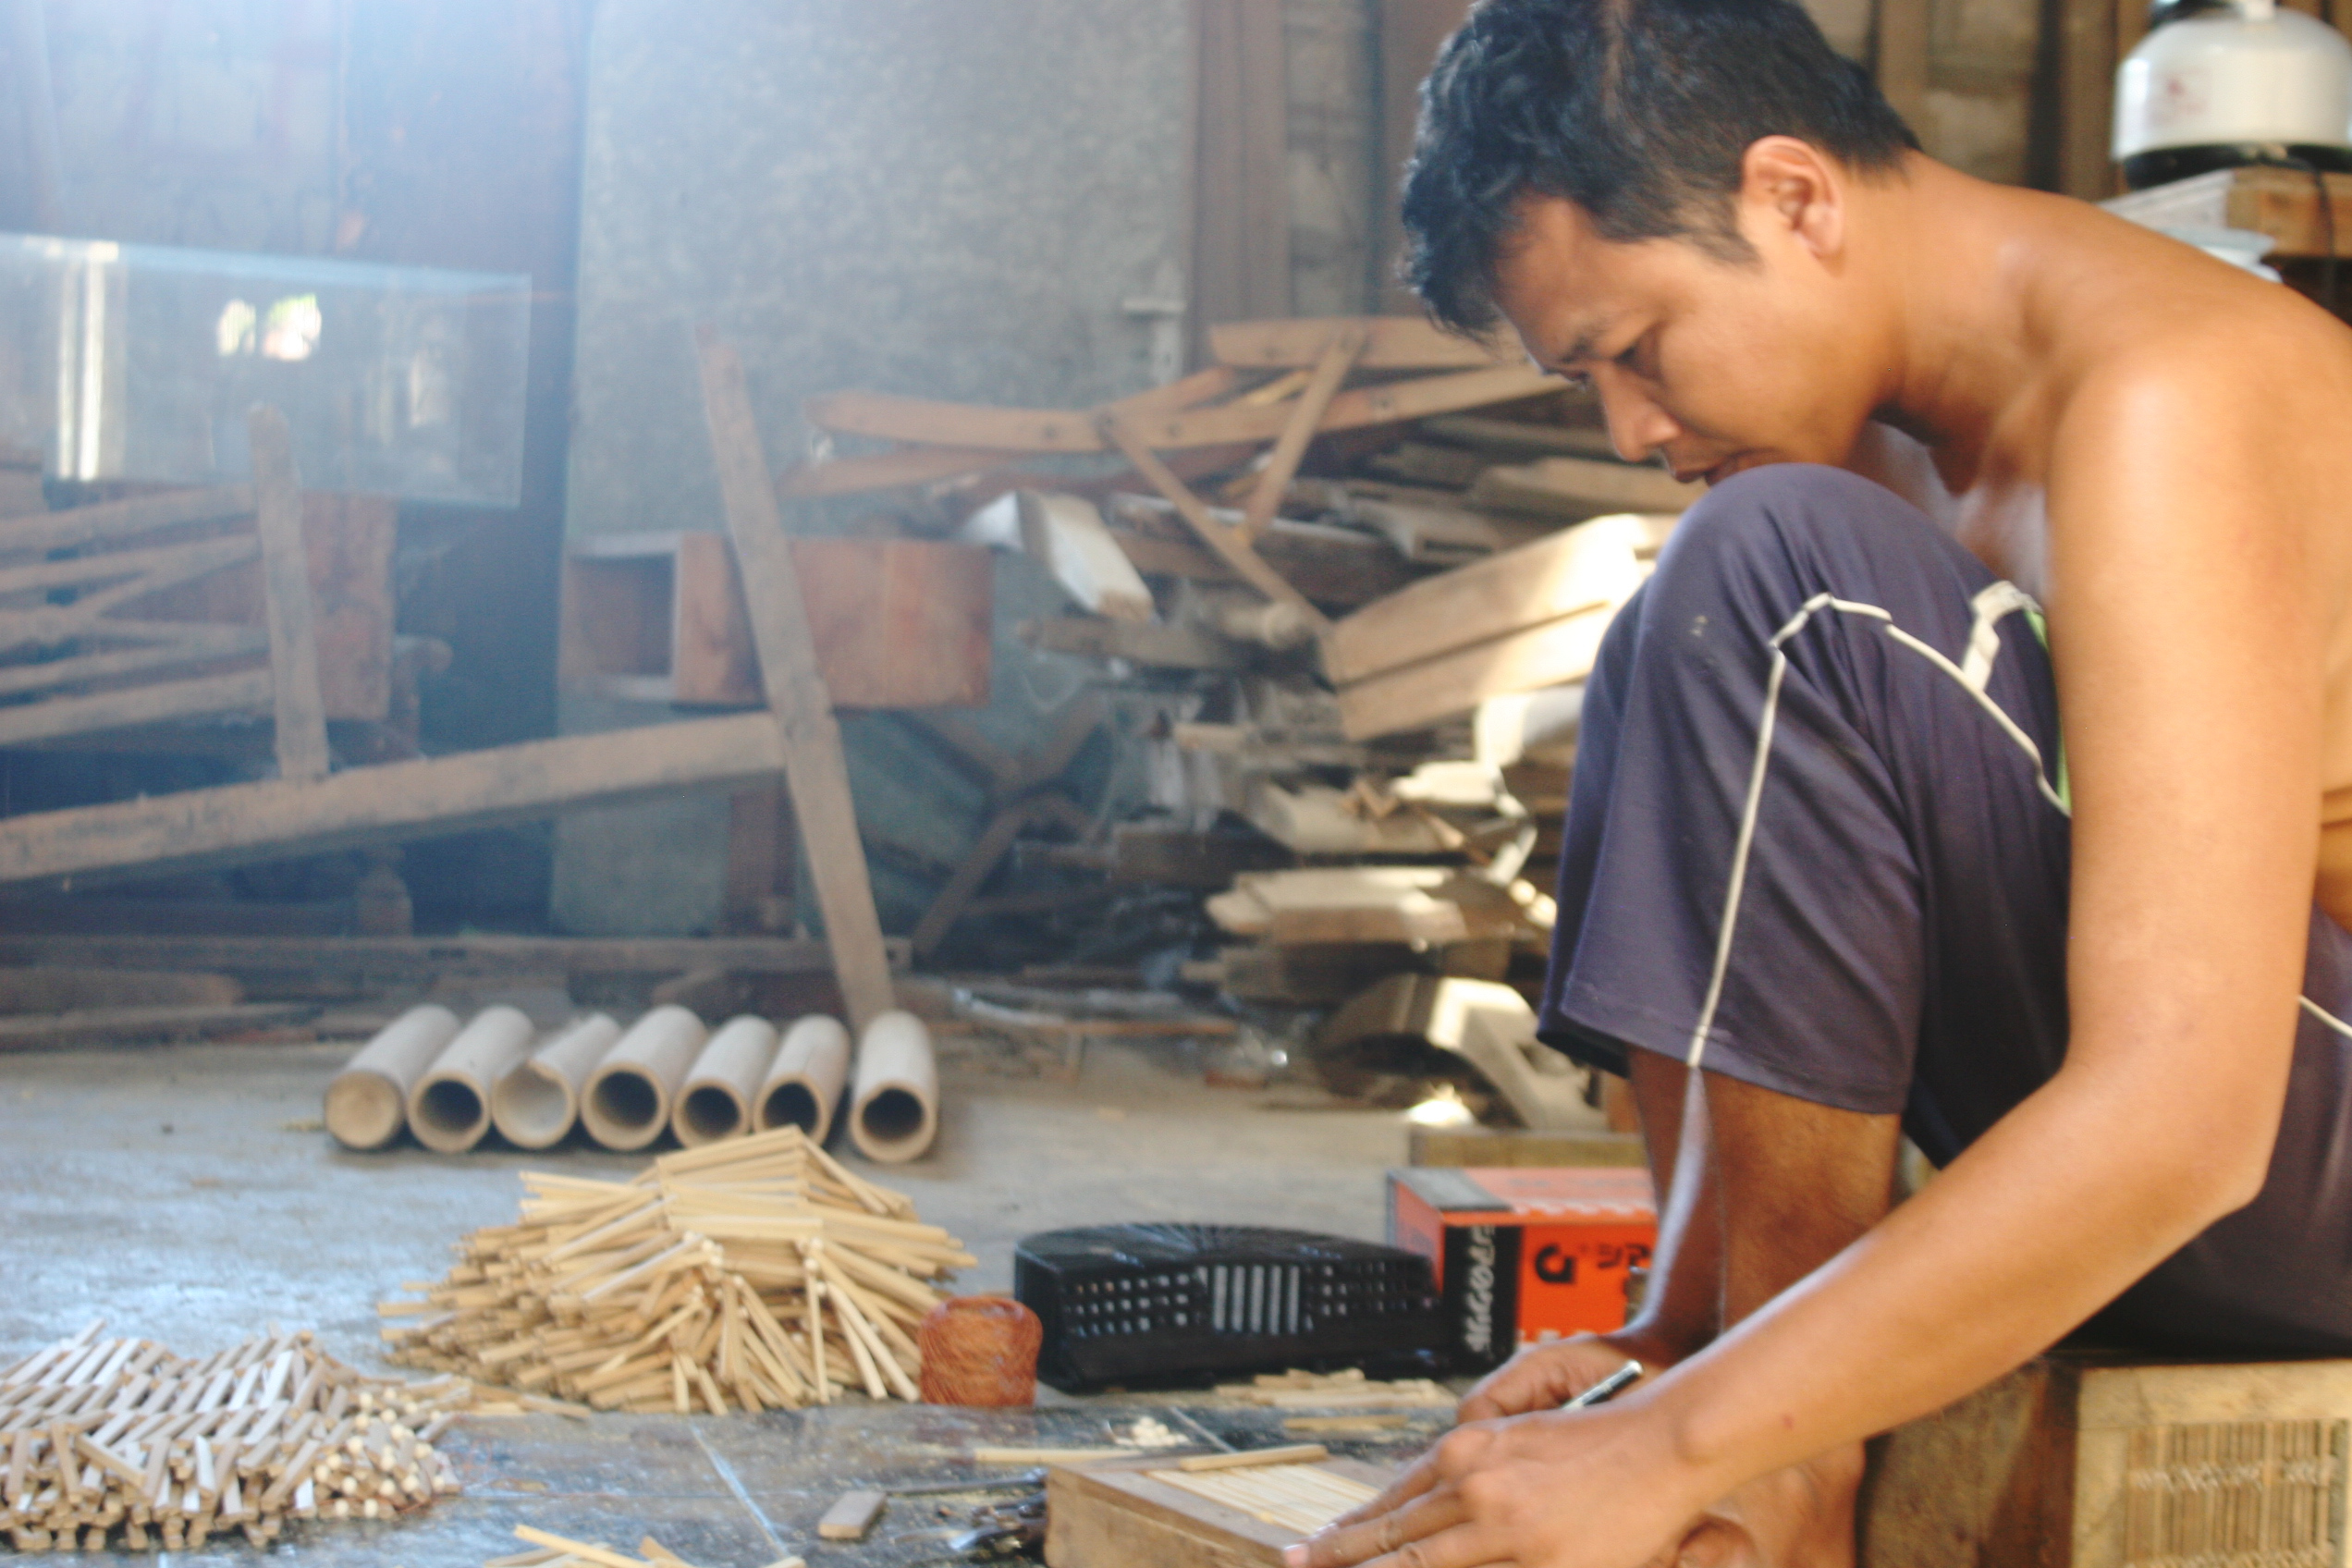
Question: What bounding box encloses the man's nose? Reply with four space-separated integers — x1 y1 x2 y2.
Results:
1595 376 1680 464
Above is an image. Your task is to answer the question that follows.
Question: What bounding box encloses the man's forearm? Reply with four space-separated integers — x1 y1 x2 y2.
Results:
1623 1053 1722 1363
1637 1059 2283 1507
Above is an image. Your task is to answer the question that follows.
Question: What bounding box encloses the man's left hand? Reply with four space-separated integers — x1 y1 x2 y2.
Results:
1280 1405 1701 1568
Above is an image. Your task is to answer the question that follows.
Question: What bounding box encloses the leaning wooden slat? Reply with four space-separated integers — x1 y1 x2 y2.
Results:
697 328 897 1034
0 625 271 700
1238 325 1365 540
247 406 330 783
1096 410 1328 628
0 668 275 749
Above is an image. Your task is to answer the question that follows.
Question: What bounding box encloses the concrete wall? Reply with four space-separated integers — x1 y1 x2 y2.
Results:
553 0 1197 936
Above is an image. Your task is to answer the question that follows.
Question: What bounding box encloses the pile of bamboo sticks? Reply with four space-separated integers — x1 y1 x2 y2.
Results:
382 1126 975 1414
486 1524 803 1568
0 1321 467 1553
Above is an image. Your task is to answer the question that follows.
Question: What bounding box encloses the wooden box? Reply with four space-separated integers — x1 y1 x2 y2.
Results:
1047 1456 1395 1568
1862 1352 2352 1568
561 532 992 709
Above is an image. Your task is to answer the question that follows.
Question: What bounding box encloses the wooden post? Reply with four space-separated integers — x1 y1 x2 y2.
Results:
693 328 897 1033
2057 0 2120 202
1874 0 1931 135
248 406 329 783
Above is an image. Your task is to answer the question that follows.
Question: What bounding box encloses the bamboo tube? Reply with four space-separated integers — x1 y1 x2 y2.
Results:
848 1011 937 1164
671 1016 781 1147
755 1015 851 1143
493 1014 623 1150
582 1007 708 1151
405 1007 537 1154
325 1007 462 1151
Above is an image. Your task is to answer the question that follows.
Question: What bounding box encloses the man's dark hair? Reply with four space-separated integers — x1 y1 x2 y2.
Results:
1401 0 1918 332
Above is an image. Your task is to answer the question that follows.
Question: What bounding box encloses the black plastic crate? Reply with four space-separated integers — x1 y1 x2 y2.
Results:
1013 1223 1447 1390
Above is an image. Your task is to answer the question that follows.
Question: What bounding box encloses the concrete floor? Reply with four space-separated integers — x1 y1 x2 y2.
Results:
0 1034 1438 1565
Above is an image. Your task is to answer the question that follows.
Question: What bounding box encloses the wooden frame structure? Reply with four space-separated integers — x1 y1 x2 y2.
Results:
0 339 900 1032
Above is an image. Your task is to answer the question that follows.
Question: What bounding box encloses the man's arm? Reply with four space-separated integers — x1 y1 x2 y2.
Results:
1292 357 2326 1568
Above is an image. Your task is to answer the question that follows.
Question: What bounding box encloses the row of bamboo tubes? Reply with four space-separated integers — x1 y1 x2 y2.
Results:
327 1004 939 1162
381 1125 975 1414
0 1321 471 1554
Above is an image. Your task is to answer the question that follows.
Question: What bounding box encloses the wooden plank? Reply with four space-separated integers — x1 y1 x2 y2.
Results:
0 931 844 979
1190 0 1292 358
1125 363 1562 451
248 407 329 783
1239 325 1366 538
1096 411 1329 627
1020 493 1156 621
798 394 1101 454
794 539 994 709
1209 316 1508 371
1109 509 1420 607
0 484 254 559
0 668 274 747
1321 516 1646 684
1467 456 1702 519
0 620 270 700
1020 615 1248 671
803 365 1565 459
1335 602 1619 739
1103 364 1243 419
696 328 897 1034
1874 0 1930 132
0 1002 311 1053
0 710 794 887
774 443 1006 499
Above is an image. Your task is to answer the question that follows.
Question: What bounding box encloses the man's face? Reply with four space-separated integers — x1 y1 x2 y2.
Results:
1490 194 1874 485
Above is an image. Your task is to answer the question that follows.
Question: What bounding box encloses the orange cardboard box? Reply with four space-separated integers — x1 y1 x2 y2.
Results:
1387 1167 1657 1371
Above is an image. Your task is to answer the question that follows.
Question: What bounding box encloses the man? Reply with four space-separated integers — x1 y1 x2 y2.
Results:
1289 2 2352 1566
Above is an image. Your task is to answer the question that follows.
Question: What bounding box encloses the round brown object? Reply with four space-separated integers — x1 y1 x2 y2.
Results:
916 1295 1043 1407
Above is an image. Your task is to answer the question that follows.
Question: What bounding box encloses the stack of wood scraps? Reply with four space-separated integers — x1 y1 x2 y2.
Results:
486 1525 796 1568
1214 1368 1457 1410
382 1126 973 1414
0 1319 469 1553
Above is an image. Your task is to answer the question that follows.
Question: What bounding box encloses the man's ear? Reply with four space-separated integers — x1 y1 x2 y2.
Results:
1736 136 1845 264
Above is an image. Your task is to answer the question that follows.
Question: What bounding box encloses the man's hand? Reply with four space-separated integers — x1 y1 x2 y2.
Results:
1280 1403 1703 1568
1456 1330 1668 1424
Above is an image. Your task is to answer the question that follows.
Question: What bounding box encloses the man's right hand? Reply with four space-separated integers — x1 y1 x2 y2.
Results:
1455 1329 1675 1423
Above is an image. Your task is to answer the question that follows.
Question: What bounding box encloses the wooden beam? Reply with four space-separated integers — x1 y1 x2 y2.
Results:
0 1002 312 1052
250 406 330 782
910 800 1035 957
0 626 270 700
1019 615 1249 671
1208 316 1507 371
1096 410 1329 628
2057 0 2119 201
1467 456 1703 519
696 328 897 1033
0 711 794 887
0 668 274 747
0 931 849 979
1240 325 1366 539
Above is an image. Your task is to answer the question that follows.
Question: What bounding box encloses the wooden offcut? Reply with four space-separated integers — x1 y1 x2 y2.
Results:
816 1489 887 1541
1045 1454 1394 1568
1862 1352 2352 1568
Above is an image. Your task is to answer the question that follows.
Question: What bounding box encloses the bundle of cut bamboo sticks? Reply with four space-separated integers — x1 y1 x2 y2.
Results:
0 1321 466 1553
382 1126 974 1414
